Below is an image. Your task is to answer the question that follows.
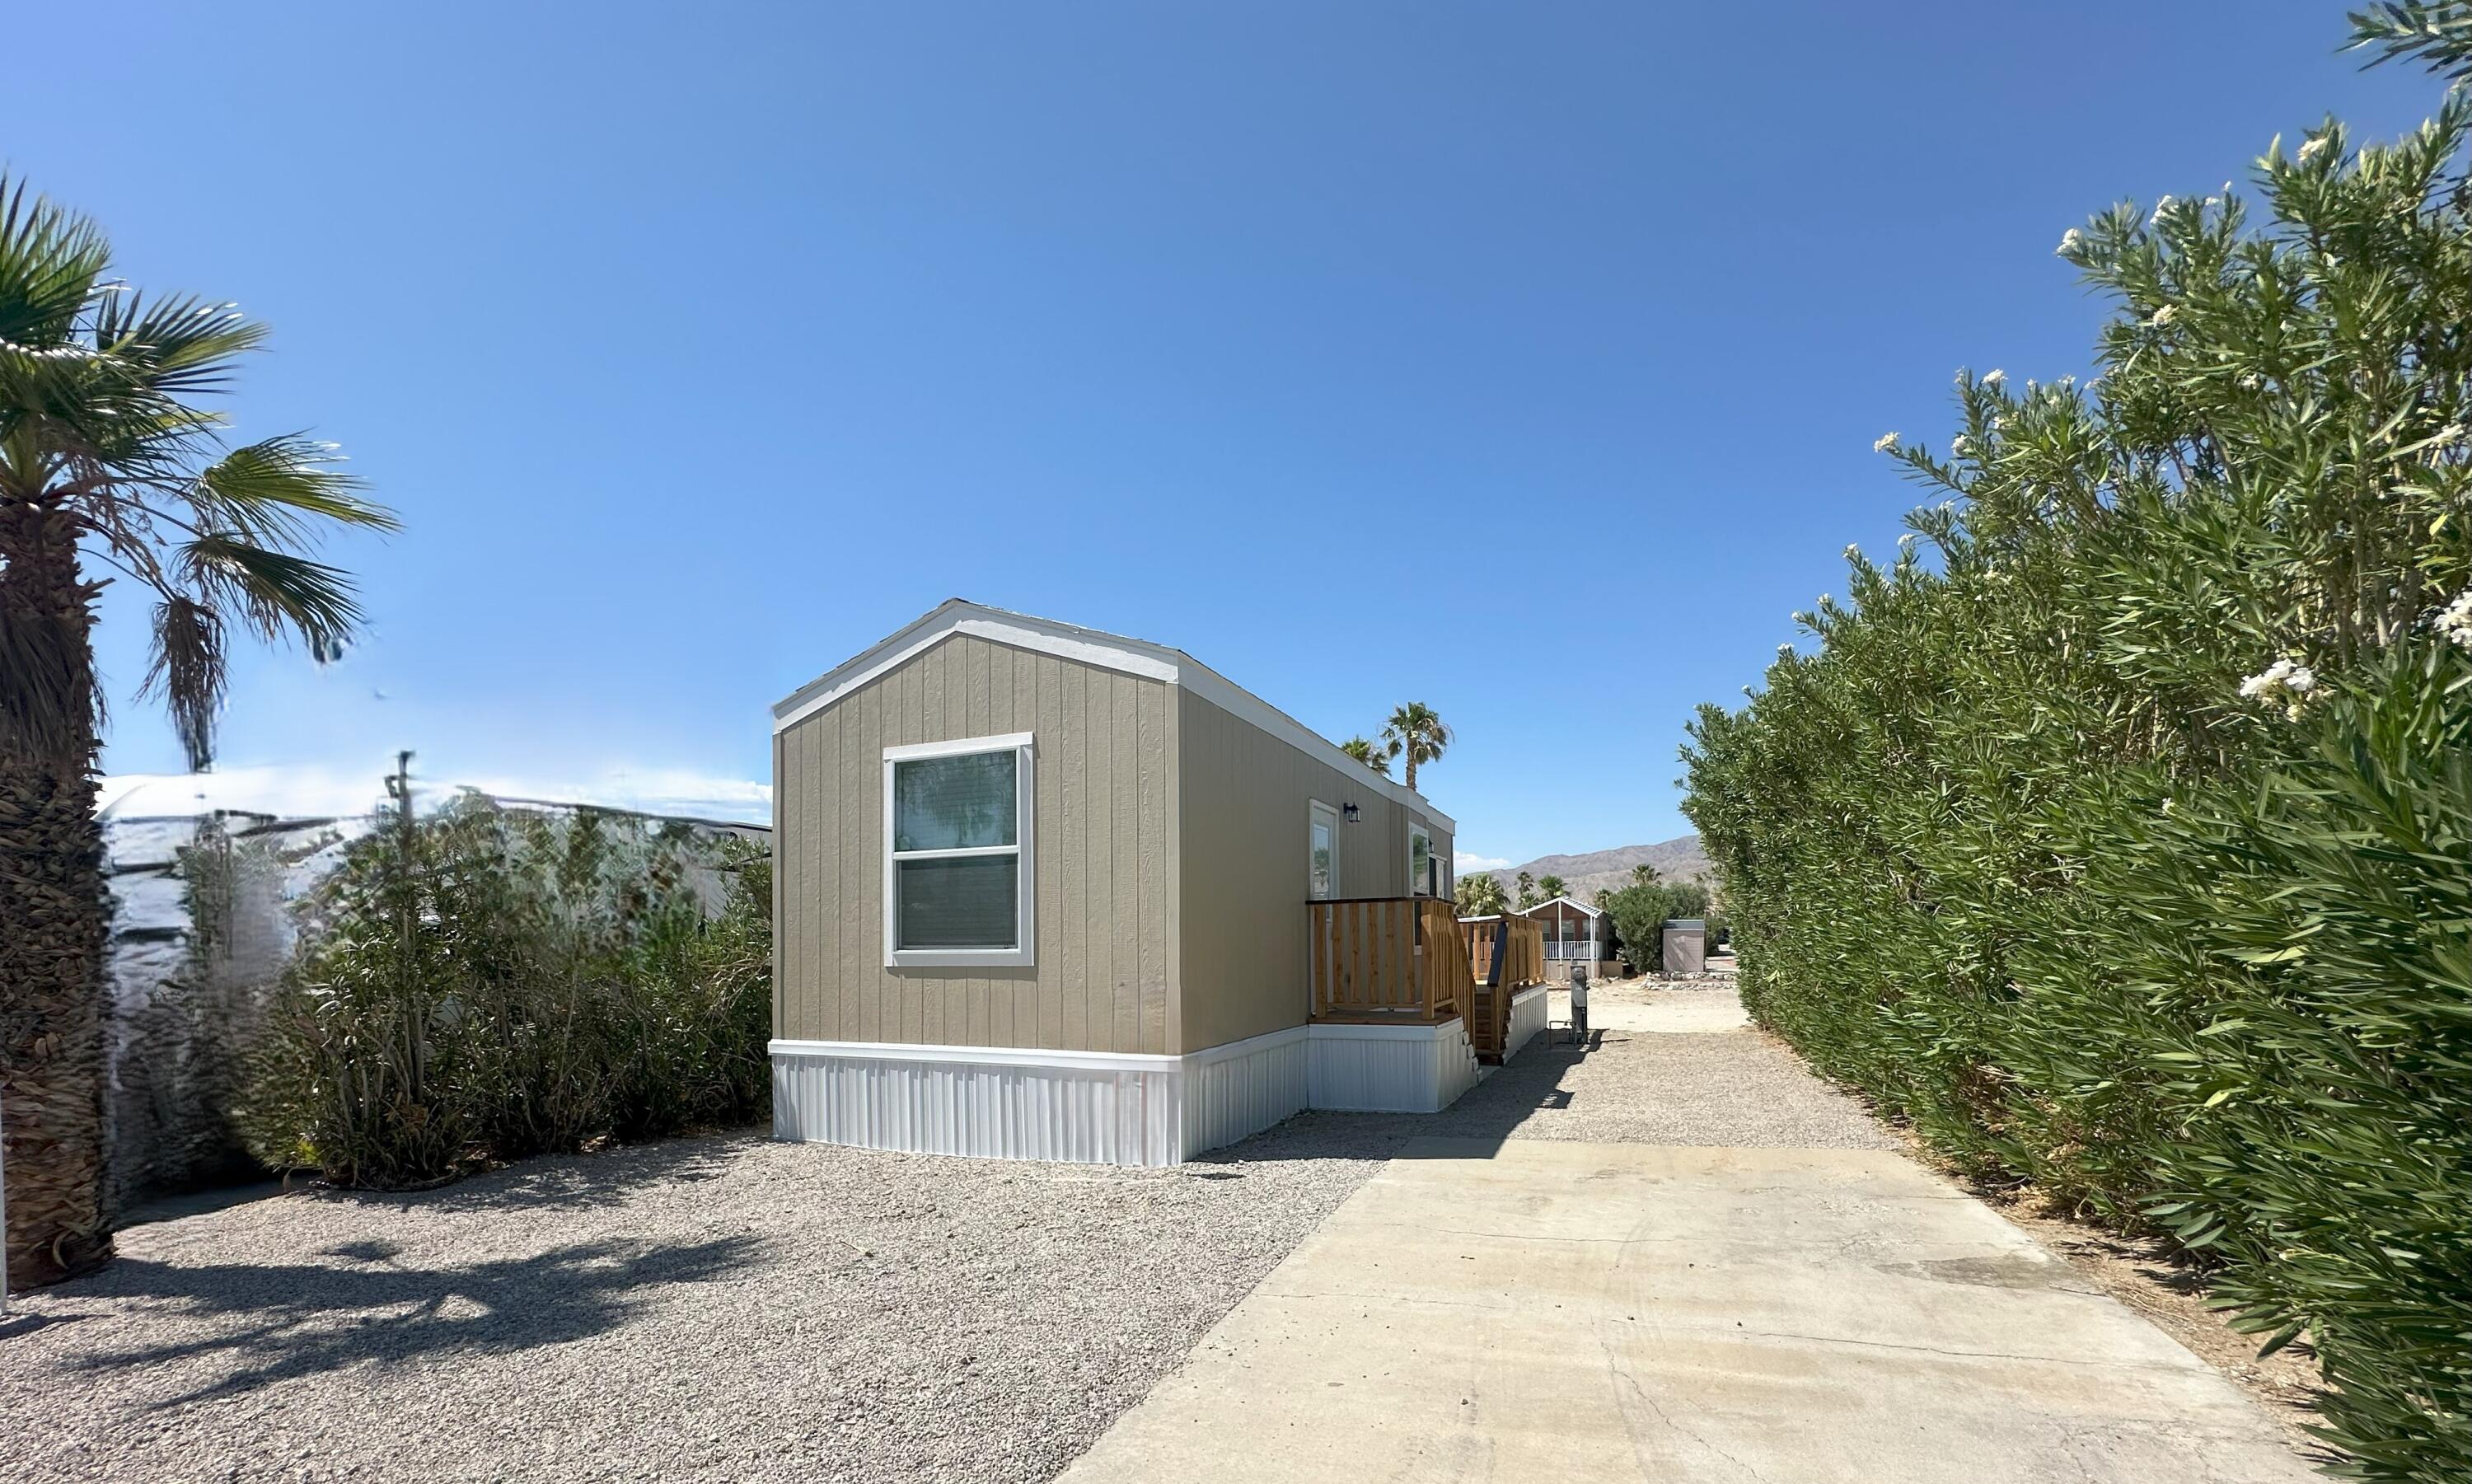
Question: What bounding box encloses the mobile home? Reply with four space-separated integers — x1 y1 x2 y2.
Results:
769 602 1541 1167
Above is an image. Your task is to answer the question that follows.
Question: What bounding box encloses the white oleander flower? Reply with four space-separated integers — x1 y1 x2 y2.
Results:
1898 532 1917 550
1777 643 1795 658
1874 431 1899 453
2437 588 2472 652
1843 543 1861 559
1951 434 1975 458
2150 304 2178 327
2238 658 2295 699
2237 372 2263 391
2057 227 2084 255
1982 368 2006 389
2151 195 2175 225
2298 136 2329 164
2240 657 2320 719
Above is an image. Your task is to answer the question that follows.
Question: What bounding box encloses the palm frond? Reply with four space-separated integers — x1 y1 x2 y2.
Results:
91 289 268 398
176 531 365 655
0 174 109 346
138 594 226 770
191 435 398 545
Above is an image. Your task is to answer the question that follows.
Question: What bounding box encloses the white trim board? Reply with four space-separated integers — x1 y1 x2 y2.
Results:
771 600 1455 832
1520 896 1604 918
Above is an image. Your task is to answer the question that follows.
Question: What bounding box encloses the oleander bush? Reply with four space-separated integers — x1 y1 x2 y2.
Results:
1681 27 2472 1478
238 796 772 1189
1597 880 1711 971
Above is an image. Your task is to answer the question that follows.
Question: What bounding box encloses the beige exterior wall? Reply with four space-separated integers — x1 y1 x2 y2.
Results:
1175 691 1453 1053
772 633 1177 1055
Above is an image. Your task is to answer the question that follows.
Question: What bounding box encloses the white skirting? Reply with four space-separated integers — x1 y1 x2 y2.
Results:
1304 1018 1482 1114
1504 985 1550 1062
770 1027 1306 1168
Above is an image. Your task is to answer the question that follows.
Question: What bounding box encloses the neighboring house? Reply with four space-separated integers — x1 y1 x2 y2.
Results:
1519 896 1620 983
768 600 1540 1168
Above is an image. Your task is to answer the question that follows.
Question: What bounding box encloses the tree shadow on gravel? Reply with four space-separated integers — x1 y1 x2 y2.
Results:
311 1129 762 1219
70 1233 761 1409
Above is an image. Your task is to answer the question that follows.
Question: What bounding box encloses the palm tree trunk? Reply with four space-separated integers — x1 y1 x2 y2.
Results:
1 500 114 1290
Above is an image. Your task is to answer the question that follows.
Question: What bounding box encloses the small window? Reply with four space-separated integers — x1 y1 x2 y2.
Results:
1408 824 1436 897
883 733 1034 967
1309 800 1339 900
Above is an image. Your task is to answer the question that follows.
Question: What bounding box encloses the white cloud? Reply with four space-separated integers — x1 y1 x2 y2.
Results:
1454 850 1512 873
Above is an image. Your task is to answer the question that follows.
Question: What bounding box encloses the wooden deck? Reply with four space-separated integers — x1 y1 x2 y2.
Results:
1308 899 1544 1062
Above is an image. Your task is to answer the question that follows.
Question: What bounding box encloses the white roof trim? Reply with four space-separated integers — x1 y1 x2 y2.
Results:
773 600 1455 831
1519 895 1602 917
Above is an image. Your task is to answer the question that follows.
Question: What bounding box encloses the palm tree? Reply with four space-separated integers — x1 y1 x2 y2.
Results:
1536 873 1568 902
1454 872 1507 916
1 177 393 1288
1339 735 1390 777
1379 702 1451 793
1514 870 1538 910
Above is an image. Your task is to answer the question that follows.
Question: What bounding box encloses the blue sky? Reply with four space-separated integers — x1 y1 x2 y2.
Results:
7 3 2438 861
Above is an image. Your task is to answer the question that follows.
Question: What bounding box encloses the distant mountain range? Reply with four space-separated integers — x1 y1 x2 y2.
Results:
1481 835 1712 902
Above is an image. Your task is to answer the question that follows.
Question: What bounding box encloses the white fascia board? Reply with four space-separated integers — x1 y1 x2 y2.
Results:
771 601 1457 832
1522 896 1602 918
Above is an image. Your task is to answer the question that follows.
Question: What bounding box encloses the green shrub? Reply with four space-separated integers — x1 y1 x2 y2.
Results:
1598 880 1711 971
1681 60 2472 1480
239 796 772 1188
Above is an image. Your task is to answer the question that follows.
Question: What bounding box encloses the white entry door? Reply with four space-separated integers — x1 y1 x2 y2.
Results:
1308 801 1339 900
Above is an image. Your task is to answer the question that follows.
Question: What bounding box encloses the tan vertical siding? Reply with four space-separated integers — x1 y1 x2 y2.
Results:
774 632 1176 1055
1174 691 1454 1054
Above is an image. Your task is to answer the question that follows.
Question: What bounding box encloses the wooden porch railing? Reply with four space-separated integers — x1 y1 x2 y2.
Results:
1458 915 1547 1061
1309 896 1467 1021
1459 915 1546 990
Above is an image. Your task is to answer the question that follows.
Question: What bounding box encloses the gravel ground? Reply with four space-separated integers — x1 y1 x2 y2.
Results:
0 975 1886 1483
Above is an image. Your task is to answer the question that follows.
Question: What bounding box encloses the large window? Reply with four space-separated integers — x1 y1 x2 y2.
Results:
883 733 1035 967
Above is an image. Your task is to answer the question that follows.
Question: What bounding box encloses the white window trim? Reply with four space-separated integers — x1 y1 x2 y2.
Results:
883 732 1036 967
1407 822 1434 898
1308 798 1340 901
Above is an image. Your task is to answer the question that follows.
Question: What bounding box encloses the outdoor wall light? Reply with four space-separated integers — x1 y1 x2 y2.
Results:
1343 803 1361 823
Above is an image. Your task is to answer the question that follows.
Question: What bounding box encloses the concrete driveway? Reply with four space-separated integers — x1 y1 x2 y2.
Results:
1058 1135 2316 1483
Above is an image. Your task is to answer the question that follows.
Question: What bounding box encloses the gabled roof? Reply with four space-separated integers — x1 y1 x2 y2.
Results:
1519 895 1602 918
773 600 1455 831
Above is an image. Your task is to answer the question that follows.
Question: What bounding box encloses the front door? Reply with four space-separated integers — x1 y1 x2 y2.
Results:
1308 801 1339 900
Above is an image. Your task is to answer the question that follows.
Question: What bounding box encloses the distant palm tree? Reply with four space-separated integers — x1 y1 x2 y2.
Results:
1632 862 1661 887
1515 870 1538 910
1455 872 1507 916
1 176 395 1288
1536 873 1568 902
1339 735 1390 777
1380 702 1451 792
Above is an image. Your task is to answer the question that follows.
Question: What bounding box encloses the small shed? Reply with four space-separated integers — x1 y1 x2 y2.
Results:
1662 918 1707 975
